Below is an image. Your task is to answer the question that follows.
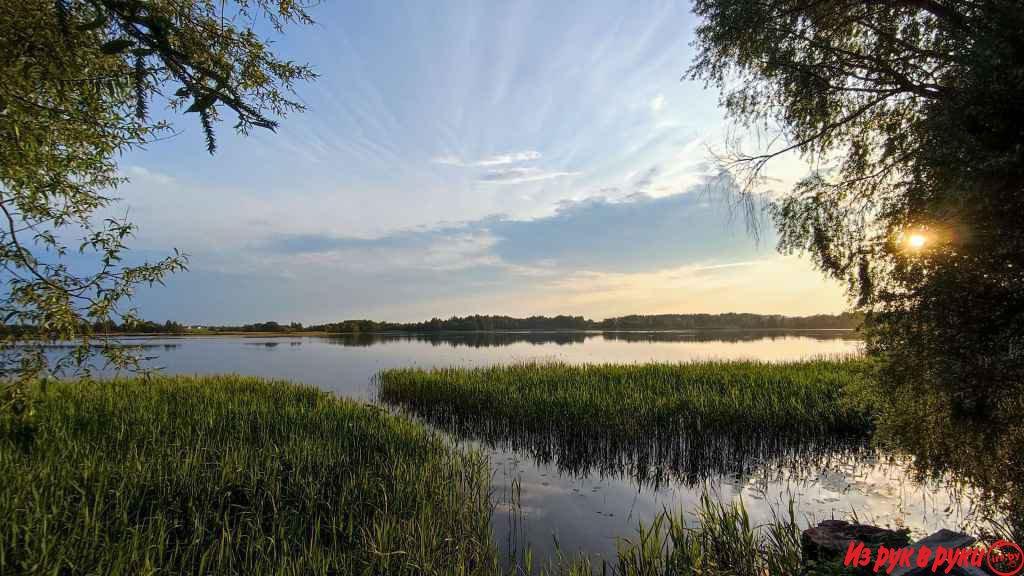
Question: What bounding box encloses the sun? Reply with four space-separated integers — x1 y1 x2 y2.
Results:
907 233 927 249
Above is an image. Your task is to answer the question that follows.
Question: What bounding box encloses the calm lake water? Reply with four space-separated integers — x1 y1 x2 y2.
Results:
67 331 985 566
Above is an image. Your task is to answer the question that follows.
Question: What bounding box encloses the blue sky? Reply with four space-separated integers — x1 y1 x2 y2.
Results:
112 0 848 324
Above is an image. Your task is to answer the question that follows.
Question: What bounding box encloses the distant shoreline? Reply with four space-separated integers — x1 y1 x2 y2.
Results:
97 327 861 338
4 313 863 338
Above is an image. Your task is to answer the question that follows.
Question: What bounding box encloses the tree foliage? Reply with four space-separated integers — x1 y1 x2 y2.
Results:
0 0 315 415
305 312 863 333
689 0 1024 413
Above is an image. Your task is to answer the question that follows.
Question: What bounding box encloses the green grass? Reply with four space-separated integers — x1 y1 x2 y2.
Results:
0 375 498 575
540 494 860 576
378 358 877 440
612 494 805 576
0 365 883 575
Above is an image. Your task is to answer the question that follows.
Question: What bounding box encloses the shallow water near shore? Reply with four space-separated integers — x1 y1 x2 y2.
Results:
45 330 987 565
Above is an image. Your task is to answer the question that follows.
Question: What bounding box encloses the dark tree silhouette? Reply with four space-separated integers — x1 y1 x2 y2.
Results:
689 0 1024 413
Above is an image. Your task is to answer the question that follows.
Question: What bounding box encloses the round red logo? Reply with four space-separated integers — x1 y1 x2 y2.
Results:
987 540 1024 576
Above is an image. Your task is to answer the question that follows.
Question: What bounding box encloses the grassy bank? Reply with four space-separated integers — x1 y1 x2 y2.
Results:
0 375 498 575
378 358 876 439
0 365 885 575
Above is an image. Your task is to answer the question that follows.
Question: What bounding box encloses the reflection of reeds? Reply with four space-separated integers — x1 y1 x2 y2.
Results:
0 376 498 575
327 331 594 348
326 329 857 348
379 360 874 436
874 383 1024 541
454 423 862 488
601 329 860 344
378 360 874 486
1 371 934 575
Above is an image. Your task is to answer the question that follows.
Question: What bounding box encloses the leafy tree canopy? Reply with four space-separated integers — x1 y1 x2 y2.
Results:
689 0 1024 412
0 0 315 414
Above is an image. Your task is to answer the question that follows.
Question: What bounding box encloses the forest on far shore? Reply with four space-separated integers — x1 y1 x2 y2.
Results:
0 312 863 335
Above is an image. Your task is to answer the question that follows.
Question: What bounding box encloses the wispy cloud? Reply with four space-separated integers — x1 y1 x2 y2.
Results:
432 155 467 166
432 149 579 184
265 229 500 274
136 181 843 323
433 150 542 167
476 150 542 166
113 1 845 323
263 178 753 275
633 166 660 190
477 167 582 184
125 165 175 186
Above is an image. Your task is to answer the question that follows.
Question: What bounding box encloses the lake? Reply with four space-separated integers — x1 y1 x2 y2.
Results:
66 330 985 567
97 330 862 400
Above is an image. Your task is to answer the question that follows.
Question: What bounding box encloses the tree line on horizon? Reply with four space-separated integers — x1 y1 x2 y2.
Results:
0 312 862 336
209 312 864 333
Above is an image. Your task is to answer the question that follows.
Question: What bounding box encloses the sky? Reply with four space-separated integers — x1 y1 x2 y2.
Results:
111 0 849 324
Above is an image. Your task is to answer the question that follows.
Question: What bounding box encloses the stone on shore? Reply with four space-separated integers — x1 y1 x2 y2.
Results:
801 519 912 562
800 521 991 576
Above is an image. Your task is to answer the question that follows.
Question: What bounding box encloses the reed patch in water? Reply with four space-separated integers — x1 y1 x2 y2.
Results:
378 359 875 481
378 359 874 438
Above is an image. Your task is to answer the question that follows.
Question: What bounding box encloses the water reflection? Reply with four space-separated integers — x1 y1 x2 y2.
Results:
381 404 869 489
876 398 1023 539
601 329 855 344
27 331 863 398
29 342 180 350
481 436 979 566
326 331 590 347
379 375 988 563
18 332 998 562
243 341 280 348
324 329 857 348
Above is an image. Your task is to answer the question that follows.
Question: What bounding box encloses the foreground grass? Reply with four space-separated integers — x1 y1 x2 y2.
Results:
535 494 857 576
0 375 497 575
613 494 805 576
378 358 876 440
0 367 883 575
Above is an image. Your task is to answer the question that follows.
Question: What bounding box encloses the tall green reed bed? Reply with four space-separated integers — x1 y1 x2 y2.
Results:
0 375 498 575
373 359 878 574
0 371 873 576
378 358 876 443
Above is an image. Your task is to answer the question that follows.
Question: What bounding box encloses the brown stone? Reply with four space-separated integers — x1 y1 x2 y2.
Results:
801 519 912 563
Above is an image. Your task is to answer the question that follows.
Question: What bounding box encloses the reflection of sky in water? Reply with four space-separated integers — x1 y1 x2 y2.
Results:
490 445 981 567
57 331 862 401
38 331 981 565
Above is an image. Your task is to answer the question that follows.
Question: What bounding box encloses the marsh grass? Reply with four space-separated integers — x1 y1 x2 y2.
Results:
612 494 805 576
377 359 876 486
530 493 820 576
0 368 880 575
0 375 498 575
378 359 875 438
